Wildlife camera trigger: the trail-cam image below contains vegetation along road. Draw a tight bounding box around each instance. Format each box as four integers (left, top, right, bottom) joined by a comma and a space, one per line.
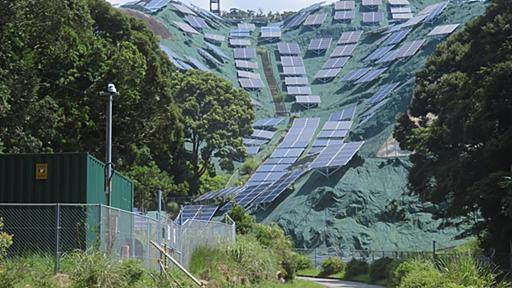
298, 277, 384, 288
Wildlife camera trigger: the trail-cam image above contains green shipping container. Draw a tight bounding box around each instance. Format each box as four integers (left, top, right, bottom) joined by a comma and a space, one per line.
0, 153, 133, 211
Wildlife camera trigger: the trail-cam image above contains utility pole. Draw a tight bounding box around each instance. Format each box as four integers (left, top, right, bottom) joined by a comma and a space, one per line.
100, 84, 119, 207
210, 0, 220, 15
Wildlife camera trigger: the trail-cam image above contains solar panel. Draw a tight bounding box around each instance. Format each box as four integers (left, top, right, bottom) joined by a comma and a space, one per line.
296, 95, 321, 106
382, 29, 412, 46
243, 138, 268, 146
198, 48, 223, 66
285, 77, 309, 86
190, 3, 225, 23
365, 45, 395, 61
335, 1, 356, 10
253, 118, 284, 128
278, 118, 320, 148
287, 86, 312, 95
286, 12, 309, 29
248, 171, 287, 184
231, 28, 250, 33
390, 6, 412, 14
280, 56, 303, 67
329, 44, 357, 58
278, 42, 301, 55
283, 66, 307, 76
230, 31, 251, 38
362, 0, 382, 5
367, 82, 400, 104
312, 139, 345, 147
256, 164, 291, 173
204, 33, 225, 43
251, 170, 306, 205
185, 15, 209, 29
308, 38, 332, 51
239, 78, 265, 89
354, 67, 387, 84
329, 106, 357, 121
362, 12, 384, 23
322, 121, 353, 130
235, 60, 258, 70
173, 21, 199, 34
261, 26, 282, 38
159, 44, 184, 69
271, 148, 305, 158
237, 70, 261, 79
230, 38, 251, 47
360, 99, 390, 124
178, 205, 218, 223
400, 14, 428, 28
388, 0, 410, 5
341, 68, 371, 81
172, 3, 196, 15
205, 43, 229, 61
322, 57, 349, 69
428, 24, 460, 36
317, 129, 348, 139
392, 13, 414, 20
304, 13, 327, 26
265, 157, 298, 165
233, 48, 257, 59
314, 68, 342, 79
186, 56, 210, 71
216, 187, 242, 199
309, 141, 364, 169
334, 10, 356, 21
337, 31, 363, 45
245, 145, 260, 155
145, 0, 170, 13
395, 39, 425, 58
376, 49, 398, 63
251, 129, 275, 140
419, 1, 448, 22
238, 23, 256, 31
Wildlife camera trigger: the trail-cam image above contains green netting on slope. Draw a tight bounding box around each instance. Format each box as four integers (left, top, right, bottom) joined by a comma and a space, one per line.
146, 0, 487, 252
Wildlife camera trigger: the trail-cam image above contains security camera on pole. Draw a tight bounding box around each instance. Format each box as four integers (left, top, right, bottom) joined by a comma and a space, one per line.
100, 83, 119, 206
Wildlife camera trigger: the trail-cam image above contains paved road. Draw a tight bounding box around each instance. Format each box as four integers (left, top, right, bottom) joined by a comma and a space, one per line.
297, 276, 384, 288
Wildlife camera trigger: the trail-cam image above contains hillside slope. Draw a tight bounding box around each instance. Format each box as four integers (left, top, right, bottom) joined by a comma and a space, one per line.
125, 0, 487, 253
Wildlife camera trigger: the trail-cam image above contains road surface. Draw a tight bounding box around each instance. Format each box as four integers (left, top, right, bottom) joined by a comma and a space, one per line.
297, 276, 384, 288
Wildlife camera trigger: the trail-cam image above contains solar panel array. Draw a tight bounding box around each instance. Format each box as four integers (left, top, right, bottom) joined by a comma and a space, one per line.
354, 67, 387, 84
198, 48, 223, 66
205, 43, 229, 61
173, 21, 199, 34
145, 0, 170, 13
362, 12, 384, 23
281, 56, 304, 67
204, 33, 225, 43
278, 118, 320, 149
367, 82, 400, 104
362, 0, 382, 6
322, 57, 350, 69
390, 6, 412, 14
334, 10, 356, 21
195, 187, 242, 202
278, 42, 301, 55
314, 68, 342, 80
389, 0, 410, 5
287, 86, 312, 95
309, 141, 364, 170
338, 31, 363, 44
243, 138, 268, 146
160, 45, 188, 70
239, 78, 265, 90
283, 66, 307, 76
382, 29, 412, 45
341, 67, 371, 81
335, 1, 356, 10
185, 15, 209, 29
296, 96, 321, 106
394, 39, 425, 58
230, 29, 251, 38
330, 106, 357, 121
237, 70, 261, 79
238, 23, 256, 31
178, 205, 218, 223
234, 48, 257, 59
253, 118, 284, 129
365, 45, 395, 62
308, 38, 332, 51
329, 44, 357, 57
235, 60, 258, 70
261, 26, 282, 39
359, 98, 390, 125
428, 24, 460, 36
304, 13, 327, 26
286, 12, 309, 29
285, 77, 309, 86
230, 38, 251, 47
250, 170, 306, 205
392, 13, 413, 20
172, 3, 196, 15
186, 56, 210, 72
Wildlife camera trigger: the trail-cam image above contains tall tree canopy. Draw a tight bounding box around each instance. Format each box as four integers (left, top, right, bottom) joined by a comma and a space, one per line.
0, 0, 254, 209
172, 70, 254, 195
394, 0, 512, 265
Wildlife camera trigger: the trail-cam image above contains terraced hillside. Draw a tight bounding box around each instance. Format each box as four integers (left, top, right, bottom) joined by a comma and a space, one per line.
121, 0, 487, 254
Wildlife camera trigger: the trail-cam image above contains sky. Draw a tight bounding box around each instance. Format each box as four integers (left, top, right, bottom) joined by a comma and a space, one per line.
108, 0, 337, 13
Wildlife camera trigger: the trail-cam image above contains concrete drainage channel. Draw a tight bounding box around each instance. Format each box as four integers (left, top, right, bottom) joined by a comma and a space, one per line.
297, 276, 384, 288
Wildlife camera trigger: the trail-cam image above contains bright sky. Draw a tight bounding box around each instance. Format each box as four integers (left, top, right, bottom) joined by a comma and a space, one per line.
108, 0, 337, 13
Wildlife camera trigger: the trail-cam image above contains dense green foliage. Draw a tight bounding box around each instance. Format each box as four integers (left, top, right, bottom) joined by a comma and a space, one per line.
394, 0, 512, 265
344, 258, 369, 279
0, 0, 254, 208
0, 219, 12, 261
369, 257, 395, 282
320, 257, 345, 276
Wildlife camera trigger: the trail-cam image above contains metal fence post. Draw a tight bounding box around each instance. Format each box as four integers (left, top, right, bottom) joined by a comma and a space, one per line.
54, 204, 61, 274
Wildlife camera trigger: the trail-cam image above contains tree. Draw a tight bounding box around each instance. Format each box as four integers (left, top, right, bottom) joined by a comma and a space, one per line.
172, 70, 254, 195
394, 0, 512, 266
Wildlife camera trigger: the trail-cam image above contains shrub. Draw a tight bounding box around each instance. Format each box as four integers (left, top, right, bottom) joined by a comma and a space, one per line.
67, 251, 129, 288
0, 218, 13, 261
369, 257, 395, 281
295, 253, 313, 271
227, 204, 255, 234
320, 257, 345, 276
240, 158, 258, 175
345, 258, 369, 278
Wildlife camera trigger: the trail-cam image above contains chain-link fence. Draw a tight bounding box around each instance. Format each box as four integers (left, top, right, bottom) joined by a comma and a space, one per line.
0, 204, 235, 272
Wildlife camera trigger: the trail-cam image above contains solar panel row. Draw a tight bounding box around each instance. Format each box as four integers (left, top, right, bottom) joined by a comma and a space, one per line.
354, 67, 387, 84
341, 68, 371, 81
330, 44, 357, 58
278, 42, 301, 55
198, 48, 223, 66
234, 48, 257, 59
253, 118, 284, 128
239, 78, 265, 89
334, 10, 356, 21
335, 1, 356, 10
235, 60, 258, 70
281, 56, 304, 67
304, 13, 327, 26
338, 31, 363, 45
285, 77, 309, 86
314, 68, 342, 79
237, 70, 261, 79
205, 43, 229, 61
261, 26, 282, 38
204, 33, 225, 43
309, 141, 364, 170
173, 21, 199, 34
329, 106, 357, 121
185, 15, 209, 29
428, 24, 460, 36
365, 45, 395, 62
362, 12, 384, 23
308, 38, 332, 51
367, 82, 400, 104
230, 38, 251, 47
178, 205, 218, 223
172, 3, 196, 15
